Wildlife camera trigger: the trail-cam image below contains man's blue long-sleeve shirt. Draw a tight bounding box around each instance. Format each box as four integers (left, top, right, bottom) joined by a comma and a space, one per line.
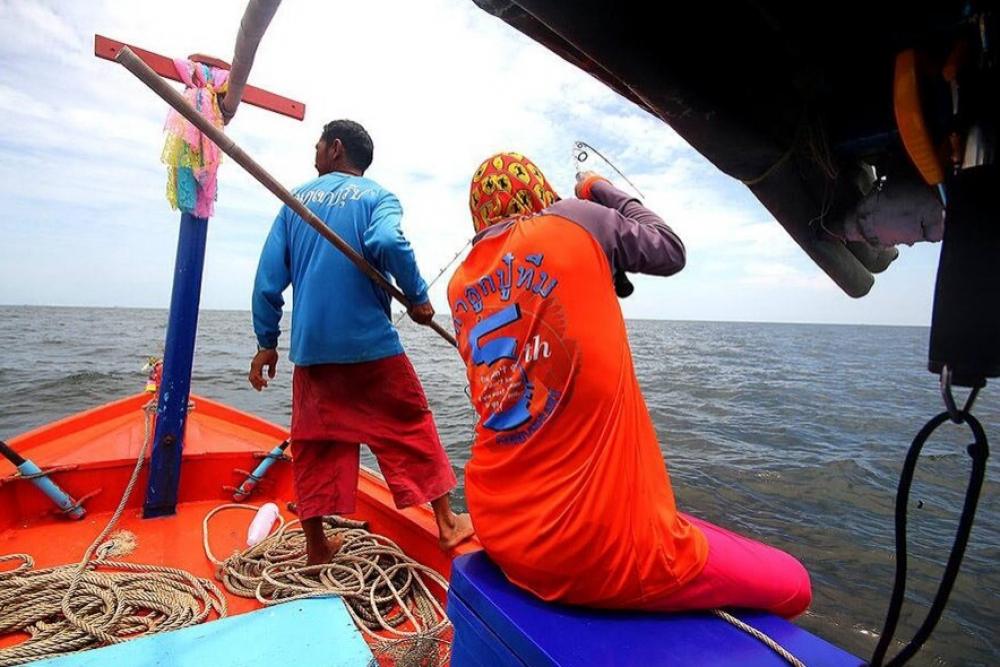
252, 173, 429, 365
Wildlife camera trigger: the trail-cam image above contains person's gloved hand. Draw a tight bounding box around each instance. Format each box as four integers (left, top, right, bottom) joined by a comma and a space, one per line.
575, 170, 609, 201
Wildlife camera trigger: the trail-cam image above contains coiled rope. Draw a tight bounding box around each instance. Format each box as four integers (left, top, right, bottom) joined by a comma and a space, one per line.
204, 504, 452, 665
0, 403, 227, 667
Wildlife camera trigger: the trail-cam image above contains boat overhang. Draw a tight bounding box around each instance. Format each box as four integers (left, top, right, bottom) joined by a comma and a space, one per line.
472, 0, 980, 297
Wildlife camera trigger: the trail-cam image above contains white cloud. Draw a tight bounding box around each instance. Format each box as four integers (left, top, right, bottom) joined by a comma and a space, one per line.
739, 261, 837, 290
0, 2, 85, 56
0, 83, 55, 119
0, 0, 939, 326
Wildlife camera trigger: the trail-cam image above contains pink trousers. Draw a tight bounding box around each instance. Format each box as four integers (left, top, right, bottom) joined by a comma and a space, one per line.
653, 514, 813, 618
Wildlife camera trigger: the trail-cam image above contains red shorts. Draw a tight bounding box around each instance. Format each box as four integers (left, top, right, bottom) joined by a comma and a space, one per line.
290, 353, 457, 520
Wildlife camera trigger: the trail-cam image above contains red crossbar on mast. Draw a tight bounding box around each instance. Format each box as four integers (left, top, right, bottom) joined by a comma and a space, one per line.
94, 34, 305, 121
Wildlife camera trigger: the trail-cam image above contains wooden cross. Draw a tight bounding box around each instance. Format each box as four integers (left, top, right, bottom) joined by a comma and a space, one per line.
95, 34, 305, 120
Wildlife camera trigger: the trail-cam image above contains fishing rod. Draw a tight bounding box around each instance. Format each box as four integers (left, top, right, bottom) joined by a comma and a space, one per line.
402, 139, 644, 322
394, 237, 472, 326
114, 46, 458, 349
399, 140, 644, 315
573, 140, 646, 199
391, 140, 641, 323
0, 440, 86, 519
230, 439, 289, 501
573, 140, 641, 298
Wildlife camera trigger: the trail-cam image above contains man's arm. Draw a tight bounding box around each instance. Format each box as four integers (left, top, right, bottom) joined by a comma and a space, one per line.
249, 208, 290, 391
252, 208, 292, 349
562, 174, 686, 278
363, 192, 430, 305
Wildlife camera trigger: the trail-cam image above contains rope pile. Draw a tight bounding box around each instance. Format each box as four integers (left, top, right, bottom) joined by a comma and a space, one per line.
0, 551, 226, 666
203, 505, 452, 665
0, 404, 226, 667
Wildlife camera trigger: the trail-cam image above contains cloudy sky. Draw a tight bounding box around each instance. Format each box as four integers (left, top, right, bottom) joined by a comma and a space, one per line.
0, 0, 942, 325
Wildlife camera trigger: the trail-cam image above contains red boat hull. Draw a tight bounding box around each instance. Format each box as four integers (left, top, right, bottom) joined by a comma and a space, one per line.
0, 393, 479, 653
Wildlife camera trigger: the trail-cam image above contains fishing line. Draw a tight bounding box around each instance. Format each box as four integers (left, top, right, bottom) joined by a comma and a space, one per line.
394, 238, 472, 326
572, 141, 641, 298
573, 140, 646, 199
401, 140, 641, 327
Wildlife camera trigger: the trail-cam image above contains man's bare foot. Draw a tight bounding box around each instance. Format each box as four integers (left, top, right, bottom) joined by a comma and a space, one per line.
305, 532, 344, 566
439, 512, 475, 551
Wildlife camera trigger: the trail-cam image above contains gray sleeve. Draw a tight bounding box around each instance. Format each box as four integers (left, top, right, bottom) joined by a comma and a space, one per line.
547, 181, 686, 277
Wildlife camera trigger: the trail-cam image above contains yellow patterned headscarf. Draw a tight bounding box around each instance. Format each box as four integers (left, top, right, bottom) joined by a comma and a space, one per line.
469, 152, 558, 233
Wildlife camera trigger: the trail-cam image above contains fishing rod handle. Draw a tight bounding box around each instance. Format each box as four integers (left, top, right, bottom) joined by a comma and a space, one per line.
0, 440, 26, 466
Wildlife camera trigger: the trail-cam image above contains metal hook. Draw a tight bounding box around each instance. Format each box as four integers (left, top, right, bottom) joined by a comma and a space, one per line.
940, 365, 983, 424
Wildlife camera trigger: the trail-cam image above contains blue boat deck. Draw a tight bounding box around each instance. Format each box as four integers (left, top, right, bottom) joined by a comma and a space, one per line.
448, 551, 864, 667
31, 597, 373, 667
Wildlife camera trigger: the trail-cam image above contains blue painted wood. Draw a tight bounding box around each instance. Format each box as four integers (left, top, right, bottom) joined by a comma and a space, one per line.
449, 551, 865, 667
15, 459, 84, 518
143, 212, 209, 518
234, 441, 288, 500
32, 598, 373, 667
448, 590, 526, 667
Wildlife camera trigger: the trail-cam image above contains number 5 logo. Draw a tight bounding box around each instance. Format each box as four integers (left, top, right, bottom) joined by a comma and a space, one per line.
469, 304, 533, 431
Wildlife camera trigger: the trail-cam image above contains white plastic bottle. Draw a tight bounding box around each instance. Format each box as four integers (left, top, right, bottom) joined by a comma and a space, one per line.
246, 502, 280, 547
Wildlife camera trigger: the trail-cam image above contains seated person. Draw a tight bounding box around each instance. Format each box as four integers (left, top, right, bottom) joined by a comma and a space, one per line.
445, 152, 811, 617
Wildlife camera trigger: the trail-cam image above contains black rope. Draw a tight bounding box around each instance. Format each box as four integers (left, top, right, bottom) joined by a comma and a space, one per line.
870, 411, 989, 666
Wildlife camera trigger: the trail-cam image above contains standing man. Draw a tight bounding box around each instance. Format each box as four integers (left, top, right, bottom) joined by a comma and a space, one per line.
250, 120, 473, 565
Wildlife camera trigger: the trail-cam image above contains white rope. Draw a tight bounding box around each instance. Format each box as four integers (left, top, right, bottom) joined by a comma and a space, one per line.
204, 505, 451, 663
714, 609, 807, 667
1, 410, 797, 667
0, 403, 226, 667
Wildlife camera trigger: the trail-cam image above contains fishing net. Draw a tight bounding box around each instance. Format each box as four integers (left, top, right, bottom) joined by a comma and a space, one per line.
367, 634, 452, 667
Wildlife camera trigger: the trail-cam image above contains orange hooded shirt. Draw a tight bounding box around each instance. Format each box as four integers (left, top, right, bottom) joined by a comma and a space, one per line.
448, 155, 707, 608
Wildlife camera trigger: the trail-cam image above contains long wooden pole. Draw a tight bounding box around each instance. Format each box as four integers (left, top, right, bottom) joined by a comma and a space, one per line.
115, 46, 458, 348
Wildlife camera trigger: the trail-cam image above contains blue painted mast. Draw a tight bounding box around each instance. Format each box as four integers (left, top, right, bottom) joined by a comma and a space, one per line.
99, 17, 303, 518
142, 212, 209, 518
